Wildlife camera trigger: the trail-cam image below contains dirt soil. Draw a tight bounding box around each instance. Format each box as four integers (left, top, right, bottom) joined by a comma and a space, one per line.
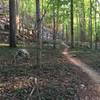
0, 47, 100, 100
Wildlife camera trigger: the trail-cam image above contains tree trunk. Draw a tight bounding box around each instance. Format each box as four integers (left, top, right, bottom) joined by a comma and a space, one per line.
41, 0, 44, 43
62, 10, 65, 40
76, 13, 80, 47
70, 0, 74, 48
52, 2, 56, 49
79, 0, 86, 42
9, 0, 16, 47
16, 0, 19, 15
62, 24, 64, 40
66, 24, 68, 43
36, 0, 42, 66
95, 0, 97, 49
56, 0, 59, 32
89, 0, 93, 48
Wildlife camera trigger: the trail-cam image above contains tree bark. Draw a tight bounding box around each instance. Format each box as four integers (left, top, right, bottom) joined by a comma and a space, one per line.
9, 0, 16, 47
89, 0, 93, 48
36, 0, 42, 66
71, 0, 74, 48
79, 0, 86, 42
66, 24, 68, 43
52, 2, 56, 49
95, 0, 97, 49
16, 0, 19, 15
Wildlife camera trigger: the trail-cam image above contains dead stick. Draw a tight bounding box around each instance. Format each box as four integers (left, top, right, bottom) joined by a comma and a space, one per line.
27, 78, 41, 100
27, 87, 35, 100
35, 78, 41, 100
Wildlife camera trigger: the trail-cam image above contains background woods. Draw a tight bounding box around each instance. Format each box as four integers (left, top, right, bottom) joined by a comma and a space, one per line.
0, 0, 99, 49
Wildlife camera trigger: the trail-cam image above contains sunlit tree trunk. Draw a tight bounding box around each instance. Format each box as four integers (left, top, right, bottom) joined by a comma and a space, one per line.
9, 0, 16, 47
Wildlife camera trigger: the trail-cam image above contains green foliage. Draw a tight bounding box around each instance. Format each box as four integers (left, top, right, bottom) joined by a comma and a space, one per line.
19, 0, 36, 16
2, 0, 100, 44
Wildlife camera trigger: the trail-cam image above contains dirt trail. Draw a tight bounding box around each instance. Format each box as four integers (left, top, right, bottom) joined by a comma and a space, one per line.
63, 50, 100, 83
61, 41, 100, 91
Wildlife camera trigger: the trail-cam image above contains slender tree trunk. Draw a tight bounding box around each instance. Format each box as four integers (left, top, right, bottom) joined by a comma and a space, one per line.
53, 2, 56, 49
62, 10, 65, 40
66, 10, 69, 43
79, 14, 81, 46
41, 0, 44, 44
82, 0, 86, 41
16, 0, 19, 15
80, 0, 86, 42
36, 0, 42, 66
76, 13, 80, 46
62, 24, 64, 40
56, 0, 59, 33
95, 0, 97, 49
9, 0, 16, 47
89, 0, 93, 48
66, 24, 68, 43
71, 0, 74, 48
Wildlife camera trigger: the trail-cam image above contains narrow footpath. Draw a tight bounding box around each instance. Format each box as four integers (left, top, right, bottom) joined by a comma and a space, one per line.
61, 42, 100, 93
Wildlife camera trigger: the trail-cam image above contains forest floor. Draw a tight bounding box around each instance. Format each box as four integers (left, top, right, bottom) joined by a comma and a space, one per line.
0, 45, 100, 100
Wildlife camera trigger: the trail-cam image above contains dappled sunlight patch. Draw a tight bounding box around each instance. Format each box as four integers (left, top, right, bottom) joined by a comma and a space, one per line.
62, 51, 68, 55
62, 48, 69, 55
0, 43, 9, 47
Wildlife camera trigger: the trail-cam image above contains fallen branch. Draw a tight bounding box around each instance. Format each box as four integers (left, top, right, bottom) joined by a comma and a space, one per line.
27, 78, 41, 100
27, 87, 35, 100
